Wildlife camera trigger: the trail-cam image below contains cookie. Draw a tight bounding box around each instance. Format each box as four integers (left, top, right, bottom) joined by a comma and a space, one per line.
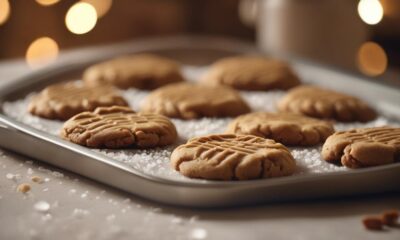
322, 127, 400, 168
171, 134, 296, 180
226, 112, 334, 146
61, 106, 177, 148
277, 85, 376, 122
83, 54, 184, 89
201, 56, 300, 91
28, 82, 128, 120
141, 83, 251, 119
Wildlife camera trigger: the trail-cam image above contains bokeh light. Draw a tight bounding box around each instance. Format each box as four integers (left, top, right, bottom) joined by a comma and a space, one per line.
357, 41, 388, 76
35, 0, 60, 6
358, 0, 384, 25
81, 0, 113, 18
0, 0, 10, 26
65, 2, 97, 35
26, 37, 59, 69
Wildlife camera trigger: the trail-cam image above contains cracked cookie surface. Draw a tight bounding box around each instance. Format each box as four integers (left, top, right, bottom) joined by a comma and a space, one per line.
277, 85, 376, 122
28, 82, 128, 120
83, 54, 184, 90
322, 127, 400, 168
171, 134, 296, 180
141, 82, 250, 119
226, 112, 334, 146
61, 106, 177, 148
201, 56, 300, 91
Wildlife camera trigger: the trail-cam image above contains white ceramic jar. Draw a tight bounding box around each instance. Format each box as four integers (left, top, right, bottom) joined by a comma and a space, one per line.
256, 0, 369, 69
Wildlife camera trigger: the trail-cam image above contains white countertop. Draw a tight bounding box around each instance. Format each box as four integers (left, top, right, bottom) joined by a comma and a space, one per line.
0, 51, 399, 240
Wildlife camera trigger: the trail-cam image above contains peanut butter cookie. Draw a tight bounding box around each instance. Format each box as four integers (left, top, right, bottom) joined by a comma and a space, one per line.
83, 54, 184, 89
322, 127, 400, 168
171, 134, 296, 180
278, 85, 376, 122
61, 106, 177, 148
201, 56, 300, 91
141, 83, 251, 119
227, 112, 334, 146
29, 82, 128, 120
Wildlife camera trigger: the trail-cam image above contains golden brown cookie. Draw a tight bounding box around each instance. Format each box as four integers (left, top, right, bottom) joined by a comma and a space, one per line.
226, 112, 334, 146
171, 134, 296, 180
201, 56, 300, 91
83, 54, 184, 89
278, 85, 376, 122
322, 127, 400, 168
28, 82, 128, 120
141, 83, 251, 119
61, 106, 177, 148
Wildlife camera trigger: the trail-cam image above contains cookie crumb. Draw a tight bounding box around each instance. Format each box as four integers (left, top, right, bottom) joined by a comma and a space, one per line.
362, 216, 383, 230
17, 183, 31, 193
31, 176, 43, 183
381, 210, 399, 226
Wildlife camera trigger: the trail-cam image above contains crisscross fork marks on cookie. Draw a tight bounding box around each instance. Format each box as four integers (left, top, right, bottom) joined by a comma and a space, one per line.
74, 112, 173, 135
171, 134, 296, 180
61, 106, 177, 148
322, 127, 400, 168
341, 128, 400, 145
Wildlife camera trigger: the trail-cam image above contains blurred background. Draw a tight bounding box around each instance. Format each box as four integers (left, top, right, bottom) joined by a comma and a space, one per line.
0, 0, 399, 85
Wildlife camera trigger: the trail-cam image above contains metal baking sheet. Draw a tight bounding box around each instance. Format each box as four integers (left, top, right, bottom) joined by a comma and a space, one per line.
0, 36, 399, 208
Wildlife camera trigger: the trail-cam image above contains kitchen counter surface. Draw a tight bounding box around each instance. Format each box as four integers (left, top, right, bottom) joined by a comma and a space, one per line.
0, 48, 399, 240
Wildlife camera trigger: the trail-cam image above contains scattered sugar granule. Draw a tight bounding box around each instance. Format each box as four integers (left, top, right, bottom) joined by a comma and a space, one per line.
6, 173, 21, 181
69, 189, 77, 194
17, 183, 31, 193
189, 228, 208, 240
27, 168, 33, 175
81, 191, 89, 199
52, 171, 64, 178
72, 208, 90, 219
34, 201, 50, 212
31, 176, 43, 183
6, 173, 15, 180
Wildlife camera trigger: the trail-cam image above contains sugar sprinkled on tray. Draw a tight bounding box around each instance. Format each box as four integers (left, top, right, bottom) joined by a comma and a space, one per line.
2, 66, 399, 183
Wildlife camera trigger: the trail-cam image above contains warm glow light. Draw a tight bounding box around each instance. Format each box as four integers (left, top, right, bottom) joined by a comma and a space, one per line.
0, 0, 10, 25
358, 0, 384, 25
65, 2, 97, 35
357, 42, 387, 76
81, 0, 112, 18
35, 0, 60, 6
26, 37, 59, 69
